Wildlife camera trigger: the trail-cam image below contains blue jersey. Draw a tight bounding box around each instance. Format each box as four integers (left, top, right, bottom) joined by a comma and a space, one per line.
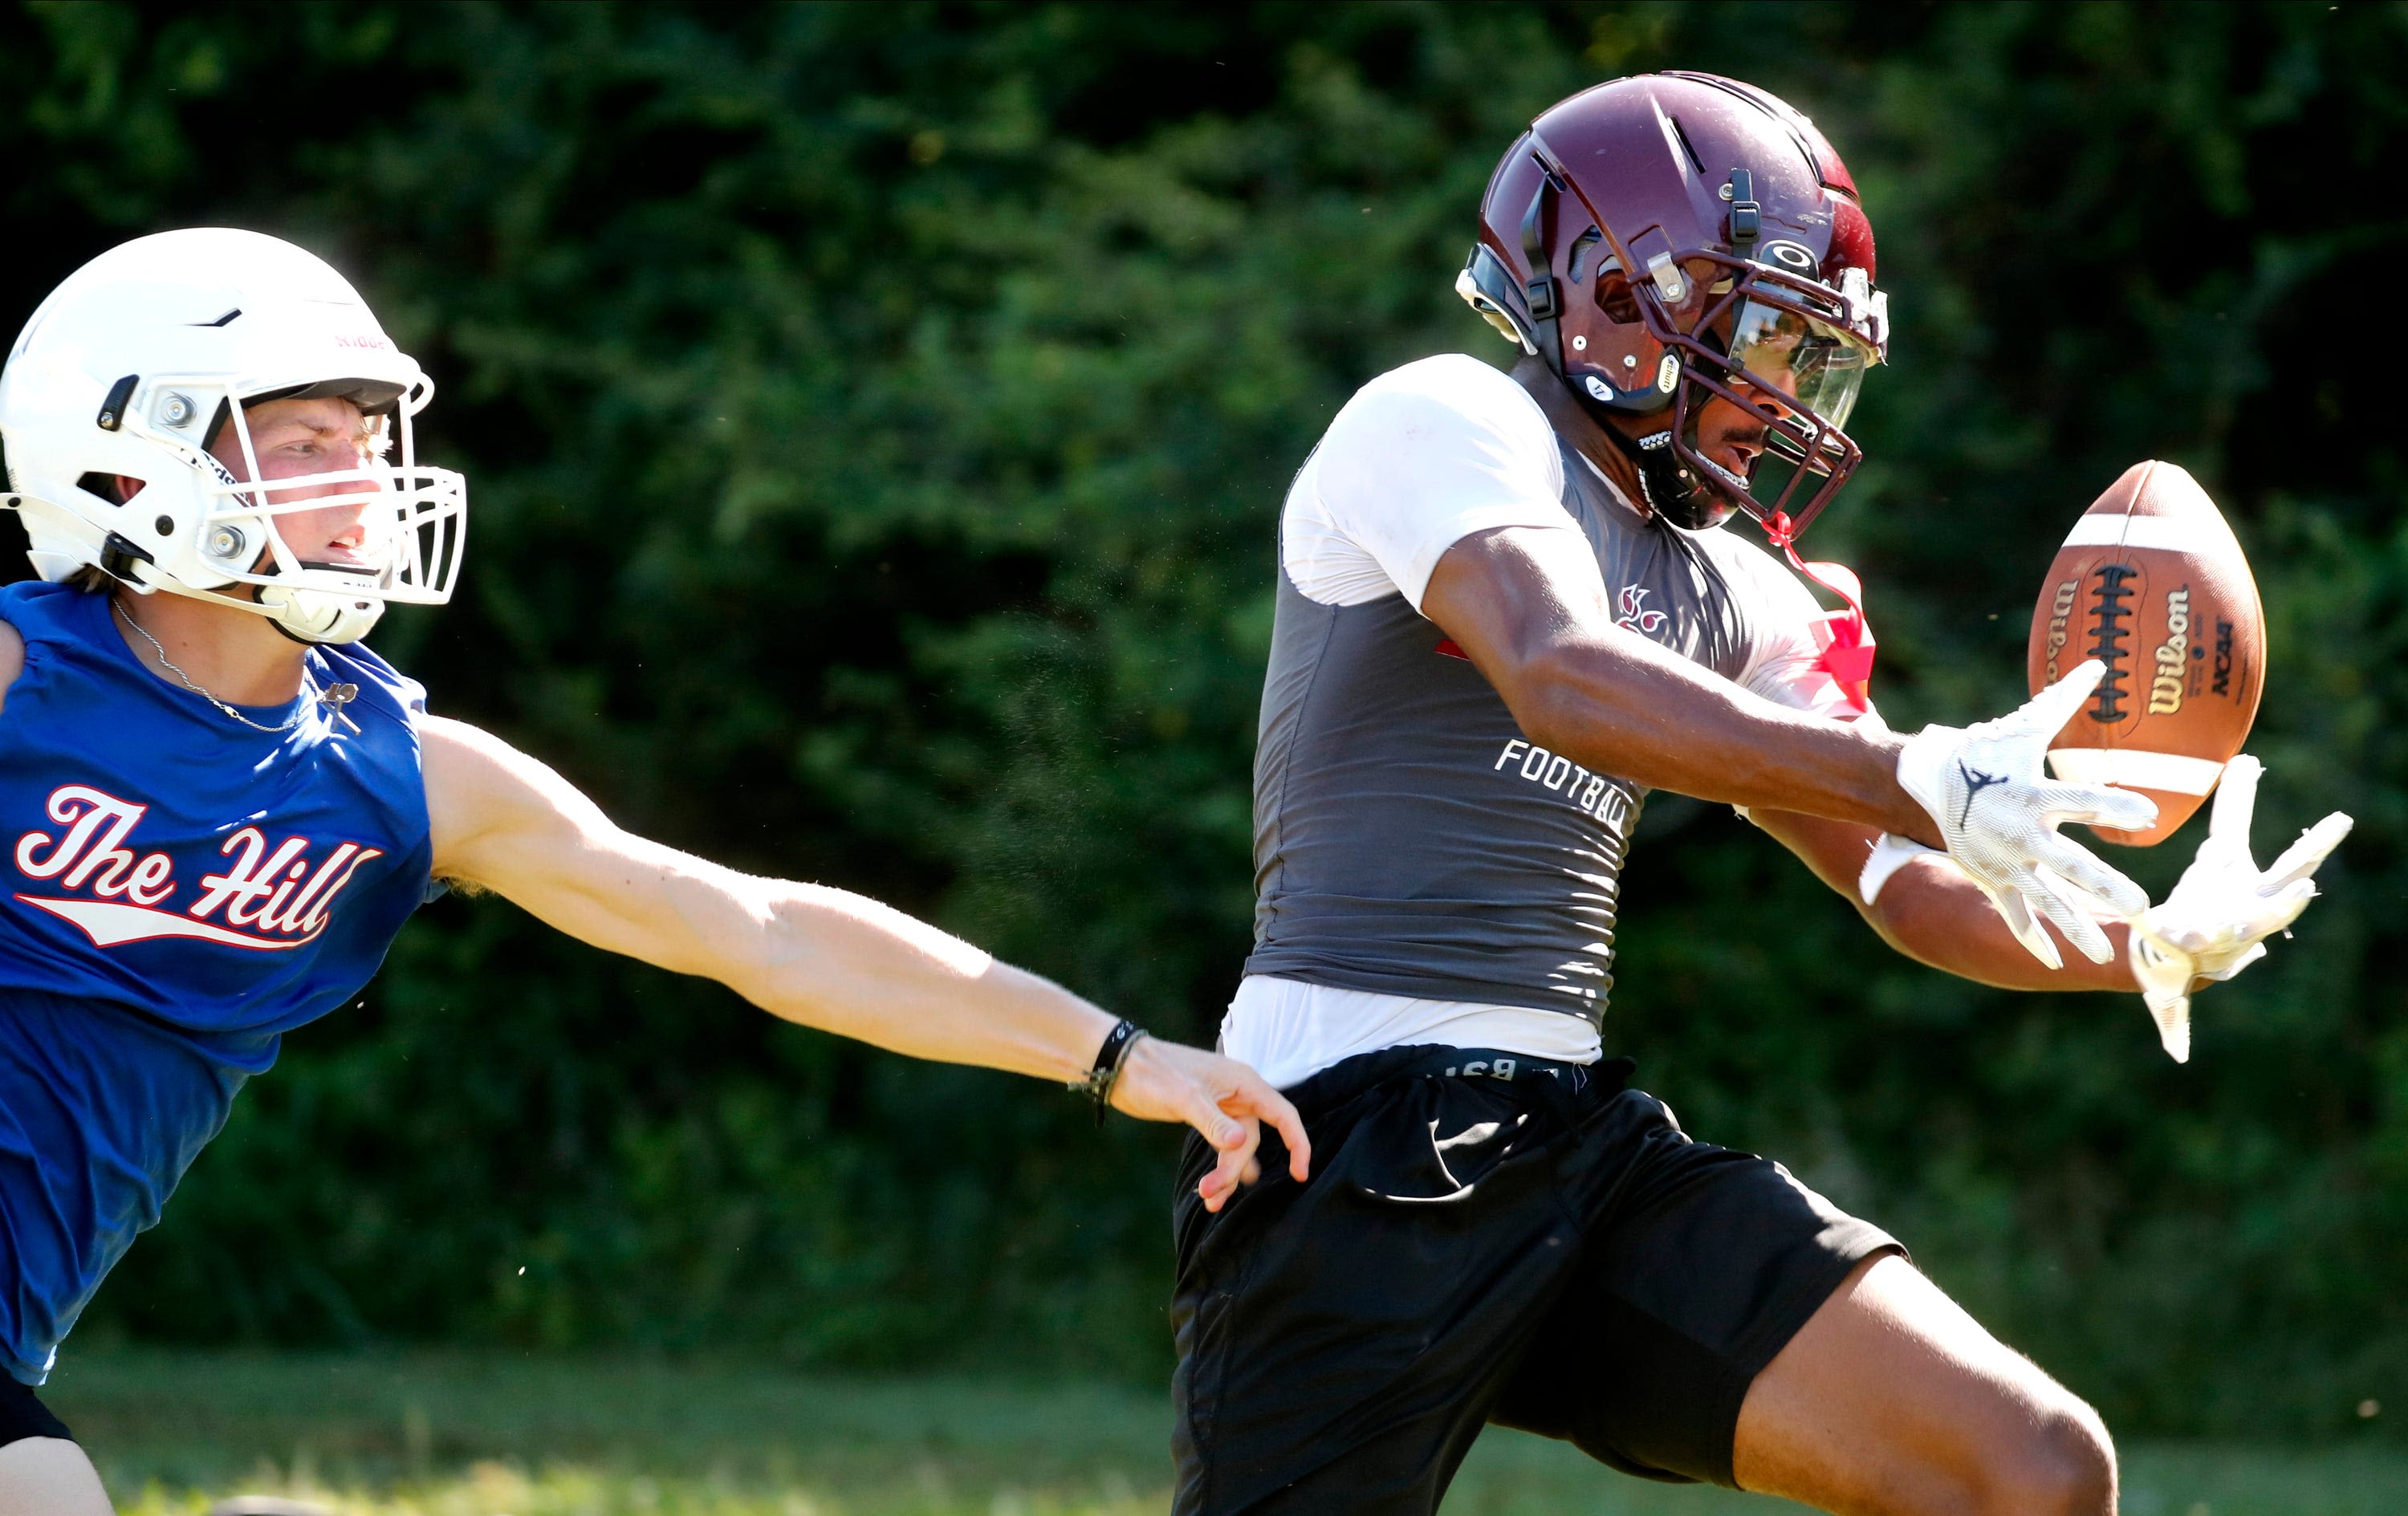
0, 581, 435, 1382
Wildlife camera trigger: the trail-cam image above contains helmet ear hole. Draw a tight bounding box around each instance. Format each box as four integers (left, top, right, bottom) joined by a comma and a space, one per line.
1595, 272, 1641, 325
75, 472, 137, 506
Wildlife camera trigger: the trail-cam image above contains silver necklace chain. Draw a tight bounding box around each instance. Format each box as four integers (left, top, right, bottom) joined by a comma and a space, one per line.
113, 599, 358, 734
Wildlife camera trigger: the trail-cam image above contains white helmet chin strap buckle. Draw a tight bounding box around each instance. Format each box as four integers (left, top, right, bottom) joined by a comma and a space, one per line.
102, 532, 384, 646
254, 577, 385, 645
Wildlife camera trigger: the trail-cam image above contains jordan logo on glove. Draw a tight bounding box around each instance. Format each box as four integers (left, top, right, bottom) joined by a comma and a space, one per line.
1954, 764, 2009, 829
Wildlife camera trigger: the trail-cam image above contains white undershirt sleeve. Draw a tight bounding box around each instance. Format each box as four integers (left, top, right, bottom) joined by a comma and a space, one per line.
1283, 355, 1576, 610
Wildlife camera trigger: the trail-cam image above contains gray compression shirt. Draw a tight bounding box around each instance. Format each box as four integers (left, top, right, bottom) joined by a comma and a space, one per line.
1241, 359, 1847, 1027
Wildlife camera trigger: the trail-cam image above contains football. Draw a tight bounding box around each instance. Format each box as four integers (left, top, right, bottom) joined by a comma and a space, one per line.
2025, 461, 2265, 846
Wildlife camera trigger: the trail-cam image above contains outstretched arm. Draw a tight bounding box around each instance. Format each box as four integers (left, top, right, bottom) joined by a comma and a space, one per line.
1426, 523, 2154, 965
1422, 526, 1940, 843
1422, 524, 2078, 972
419, 714, 1309, 1209
1755, 773, 2352, 1064
1747, 807, 2133, 992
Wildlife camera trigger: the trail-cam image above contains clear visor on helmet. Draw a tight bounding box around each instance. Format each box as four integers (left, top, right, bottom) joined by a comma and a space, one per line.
1723, 299, 1869, 433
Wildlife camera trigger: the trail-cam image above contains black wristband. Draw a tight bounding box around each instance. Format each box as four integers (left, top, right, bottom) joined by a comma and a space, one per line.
1072, 1018, 1147, 1127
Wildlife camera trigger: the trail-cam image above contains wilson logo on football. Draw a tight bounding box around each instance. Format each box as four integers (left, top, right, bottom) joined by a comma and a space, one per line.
11, 784, 381, 951
2042, 579, 2077, 683
2148, 587, 2193, 716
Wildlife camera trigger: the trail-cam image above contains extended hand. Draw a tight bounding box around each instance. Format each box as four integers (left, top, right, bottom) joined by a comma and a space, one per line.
1893, 660, 2157, 969
2129, 754, 2352, 1062
1110, 1038, 1312, 1212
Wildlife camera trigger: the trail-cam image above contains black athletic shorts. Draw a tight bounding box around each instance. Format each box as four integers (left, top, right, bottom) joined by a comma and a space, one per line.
1169, 1043, 1902, 1515
0, 1376, 70, 1448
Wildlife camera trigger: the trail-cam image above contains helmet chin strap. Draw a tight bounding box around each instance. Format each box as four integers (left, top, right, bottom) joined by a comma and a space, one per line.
256, 575, 384, 645
113, 552, 384, 646
1517, 149, 1733, 534
1546, 367, 1877, 713
1584, 397, 1734, 532
95, 467, 381, 646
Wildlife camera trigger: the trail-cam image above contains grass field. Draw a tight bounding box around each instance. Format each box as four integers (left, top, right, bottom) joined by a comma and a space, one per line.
37, 1350, 2407, 1514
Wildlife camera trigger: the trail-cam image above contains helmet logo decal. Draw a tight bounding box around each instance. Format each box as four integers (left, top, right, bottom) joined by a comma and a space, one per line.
1615, 586, 1670, 636
1654, 354, 1679, 393
1764, 240, 1817, 272
1584, 375, 1614, 402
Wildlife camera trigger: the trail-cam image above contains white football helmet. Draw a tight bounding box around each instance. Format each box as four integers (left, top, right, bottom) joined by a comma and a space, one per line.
0, 227, 465, 644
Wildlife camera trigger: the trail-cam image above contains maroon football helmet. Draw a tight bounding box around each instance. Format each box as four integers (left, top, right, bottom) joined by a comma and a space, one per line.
1458, 72, 1889, 539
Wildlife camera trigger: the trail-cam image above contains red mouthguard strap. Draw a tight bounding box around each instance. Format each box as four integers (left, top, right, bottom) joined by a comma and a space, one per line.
1763, 510, 1874, 713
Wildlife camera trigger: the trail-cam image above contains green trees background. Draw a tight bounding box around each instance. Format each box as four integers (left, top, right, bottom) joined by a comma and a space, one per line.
0, 0, 2401, 1437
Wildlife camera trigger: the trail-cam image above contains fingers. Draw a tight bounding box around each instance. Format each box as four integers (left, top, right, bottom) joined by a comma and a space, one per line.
2131, 775, 2335, 1058
1213, 1074, 1313, 1182
2243, 876, 2319, 943
2199, 941, 2268, 984
2131, 924, 2196, 1063
1198, 1153, 1238, 1211
2015, 658, 2106, 737
2138, 960, 2194, 1061
1186, 1070, 1262, 1155
2150, 994, 2192, 1063
1172, 1070, 1250, 1152
1252, 1087, 1313, 1181
1198, 1140, 1261, 1213
2264, 812, 2353, 888
2129, 926, 2195, 1002
2036, 779, 2160, 835
1196, 1118, 1258, 1214
1135, 1047, 1309, 1206
1195, 1079, 1312, 1209
2030, 827, 2150, 920
1121, 1043, 1258, 1148
2020, 857, 2117, 964
2206, 754, 2265, 849
1983, 871, 2063, 969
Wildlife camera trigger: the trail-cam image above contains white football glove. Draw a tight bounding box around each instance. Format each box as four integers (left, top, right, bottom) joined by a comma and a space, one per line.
1885, 660, 2158, 969
2128, 754, 2352, 1063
